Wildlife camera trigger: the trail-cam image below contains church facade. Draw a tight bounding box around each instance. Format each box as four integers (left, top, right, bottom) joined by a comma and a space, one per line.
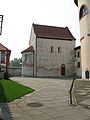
21, 23, 78, 77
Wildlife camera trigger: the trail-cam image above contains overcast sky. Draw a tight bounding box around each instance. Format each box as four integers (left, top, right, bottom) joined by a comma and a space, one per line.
0, 0, 80, 60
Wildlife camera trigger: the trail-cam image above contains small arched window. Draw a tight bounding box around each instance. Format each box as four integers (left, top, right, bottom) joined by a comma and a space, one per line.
79, 5, 88, 20
58, 47, 61, 53
51, 46, 54, 53
61, 64, 65, 76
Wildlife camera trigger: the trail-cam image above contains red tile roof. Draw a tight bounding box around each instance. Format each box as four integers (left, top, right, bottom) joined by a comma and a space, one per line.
0, 43, 11, 52
21, 46, 34, 53
33, 23, 76, 41
0, 43, 11, 57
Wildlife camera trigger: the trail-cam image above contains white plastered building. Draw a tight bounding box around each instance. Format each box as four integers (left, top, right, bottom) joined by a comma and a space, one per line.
74, 0, 90, 79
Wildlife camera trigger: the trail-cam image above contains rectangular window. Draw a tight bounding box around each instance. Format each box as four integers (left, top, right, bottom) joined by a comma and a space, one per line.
74, 52, 76, 57
58, 47, 61, 53
77, 51, 80, 57
1, 51, 5, 63
51, 46, 53, 53
77, 62, 80, 68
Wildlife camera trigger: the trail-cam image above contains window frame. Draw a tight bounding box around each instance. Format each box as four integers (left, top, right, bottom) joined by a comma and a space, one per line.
58, 47, 61, 53
79, 4, 89, 20
77, 51, 80, 58
77, 62, 80, 68
51, 46, 54, 53
1, 51, 5, 63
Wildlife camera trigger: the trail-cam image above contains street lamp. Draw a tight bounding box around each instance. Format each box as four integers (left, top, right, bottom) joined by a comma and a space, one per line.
0, 15, 3, 35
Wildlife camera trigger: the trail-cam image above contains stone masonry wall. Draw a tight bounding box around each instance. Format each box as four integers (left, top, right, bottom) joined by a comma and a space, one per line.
36, 38, 75, 77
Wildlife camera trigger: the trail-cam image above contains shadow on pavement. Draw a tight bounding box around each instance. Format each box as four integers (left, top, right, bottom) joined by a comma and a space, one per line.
0, 80, 12, 120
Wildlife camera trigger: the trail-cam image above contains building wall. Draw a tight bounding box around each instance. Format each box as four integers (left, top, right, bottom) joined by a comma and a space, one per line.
78, 0, 90, 78
36, 38, 75, 77
22, 52, 34, 77
75, 49, 82, 77
29, 26, 36, 50
29, 26, 37, 76
22, 25, 76, 77
8, 67, 22, 76
1, 66, 22, 76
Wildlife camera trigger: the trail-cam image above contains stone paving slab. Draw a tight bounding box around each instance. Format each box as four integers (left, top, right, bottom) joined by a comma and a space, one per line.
74, 79, 90, 111
0, 77, 90, 120
80, 99, 90, 106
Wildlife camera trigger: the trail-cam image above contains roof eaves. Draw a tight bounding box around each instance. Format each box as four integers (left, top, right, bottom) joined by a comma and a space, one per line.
37, 36, 76, 41
21, 46, 34, 54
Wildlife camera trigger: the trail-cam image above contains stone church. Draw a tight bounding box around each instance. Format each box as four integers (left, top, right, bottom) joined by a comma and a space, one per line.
21, 23, 80, 77
22, 0, 90, 79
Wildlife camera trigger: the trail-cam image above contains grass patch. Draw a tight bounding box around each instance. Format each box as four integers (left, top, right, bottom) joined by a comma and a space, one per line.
0, 79, 34, 102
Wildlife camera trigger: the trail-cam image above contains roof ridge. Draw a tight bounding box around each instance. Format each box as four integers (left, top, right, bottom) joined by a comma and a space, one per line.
33, 23, 66, 29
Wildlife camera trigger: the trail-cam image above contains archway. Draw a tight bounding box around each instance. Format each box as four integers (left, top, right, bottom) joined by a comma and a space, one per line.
85, 70, 89, 79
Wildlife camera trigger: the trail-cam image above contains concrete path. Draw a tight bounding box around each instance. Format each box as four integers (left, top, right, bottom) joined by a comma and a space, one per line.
0, 77, 90, 120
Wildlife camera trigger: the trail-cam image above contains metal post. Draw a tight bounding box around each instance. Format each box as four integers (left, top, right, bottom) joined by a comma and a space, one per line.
69, 78, 75, 104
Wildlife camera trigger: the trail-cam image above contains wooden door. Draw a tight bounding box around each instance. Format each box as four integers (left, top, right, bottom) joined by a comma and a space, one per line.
85, 70, 89, 79
61, 64, 65, 76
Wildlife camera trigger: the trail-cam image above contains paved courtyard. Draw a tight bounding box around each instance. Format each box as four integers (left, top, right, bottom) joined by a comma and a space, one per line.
0, 77, 90, 120
74, 80, 90, 110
